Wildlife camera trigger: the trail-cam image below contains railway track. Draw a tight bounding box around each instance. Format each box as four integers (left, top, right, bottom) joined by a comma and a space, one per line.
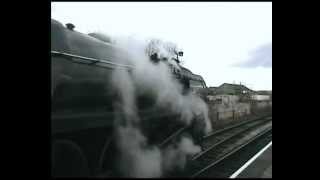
193, 128, 272, 178
196, 116, 272, 156
167, 116, 272, 177
159, 114, 271, 148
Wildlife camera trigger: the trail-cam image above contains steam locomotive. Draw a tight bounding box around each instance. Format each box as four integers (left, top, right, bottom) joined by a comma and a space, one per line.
51, 19, 207, 177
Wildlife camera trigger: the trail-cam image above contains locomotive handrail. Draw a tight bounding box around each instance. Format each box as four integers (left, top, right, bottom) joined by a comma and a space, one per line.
51, 50, 204, 82
51, 50, 134, 69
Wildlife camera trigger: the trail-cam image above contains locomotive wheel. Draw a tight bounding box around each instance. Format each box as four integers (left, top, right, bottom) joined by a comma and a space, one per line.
97, 136, 119, 177
52, 140, 90, 177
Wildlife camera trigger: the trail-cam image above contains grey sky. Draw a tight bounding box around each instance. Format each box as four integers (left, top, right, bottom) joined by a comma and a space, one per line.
233, 43, 272, 68
51, 2, 272, 90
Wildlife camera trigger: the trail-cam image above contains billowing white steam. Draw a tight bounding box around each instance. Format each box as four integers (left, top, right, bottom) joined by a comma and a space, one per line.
115, 36, 212, 131
108, 35, 212, 177
111, 68, 138, 125
115, 126, 162, 178
162, 137, 201, 173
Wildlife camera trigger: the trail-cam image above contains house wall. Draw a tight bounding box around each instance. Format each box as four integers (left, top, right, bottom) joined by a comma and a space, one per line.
206, 94, 270, 124
252, 95, 270, 101
207, 95, 239, 105
254, 101, 272, 109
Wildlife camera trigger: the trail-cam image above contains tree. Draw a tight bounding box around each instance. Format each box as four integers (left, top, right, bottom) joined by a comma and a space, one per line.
145, 39, 162, 57
163, 41, 178, 58
144, 38, 181, 63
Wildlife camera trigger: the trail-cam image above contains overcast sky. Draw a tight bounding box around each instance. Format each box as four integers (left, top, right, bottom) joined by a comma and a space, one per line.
51, 2, 272, 91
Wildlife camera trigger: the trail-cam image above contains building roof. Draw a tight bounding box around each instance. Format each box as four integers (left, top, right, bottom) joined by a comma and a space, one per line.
212, 83, 255, 95
221, 83, 254, 90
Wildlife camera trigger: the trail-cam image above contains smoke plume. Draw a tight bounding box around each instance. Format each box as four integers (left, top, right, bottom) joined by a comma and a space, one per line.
108, 35, 212, 177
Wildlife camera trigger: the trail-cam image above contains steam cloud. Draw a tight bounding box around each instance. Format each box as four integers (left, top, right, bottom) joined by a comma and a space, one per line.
115, 126, 162, 178
108, 35, 212, 177
162, 137, 201, 173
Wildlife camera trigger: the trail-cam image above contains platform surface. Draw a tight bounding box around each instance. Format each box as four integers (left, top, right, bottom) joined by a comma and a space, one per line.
236, 144, 272, 178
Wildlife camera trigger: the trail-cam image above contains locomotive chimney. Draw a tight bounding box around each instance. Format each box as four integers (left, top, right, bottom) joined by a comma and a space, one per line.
66, 23, 75, 31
